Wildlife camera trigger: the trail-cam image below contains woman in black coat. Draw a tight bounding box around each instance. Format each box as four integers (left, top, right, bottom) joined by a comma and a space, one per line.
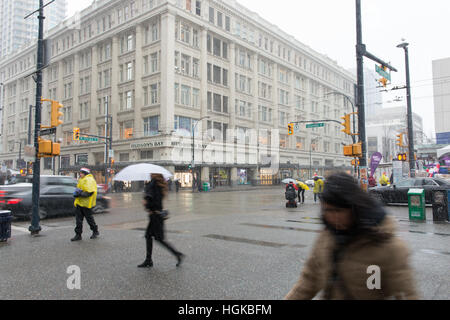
138, 173, 184, 268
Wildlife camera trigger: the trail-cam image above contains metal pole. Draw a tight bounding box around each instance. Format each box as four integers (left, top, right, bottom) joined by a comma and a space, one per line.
29, 0, 44, 235
104, 100, 108, 185
402, 45, 415, 178
28, 105, 33, 144
192, 125, 195, 192
355, 0, 367, 168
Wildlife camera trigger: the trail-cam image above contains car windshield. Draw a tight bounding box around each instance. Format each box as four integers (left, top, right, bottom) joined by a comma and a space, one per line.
395, 179, 416, 187
434, 179, 450, 186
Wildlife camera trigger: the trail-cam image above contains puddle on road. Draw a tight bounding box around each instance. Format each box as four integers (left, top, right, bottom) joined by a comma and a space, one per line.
408, 230, 450, 237
203, 234, 306, 249
240, 223, 321, 233
420, 249, 450, 256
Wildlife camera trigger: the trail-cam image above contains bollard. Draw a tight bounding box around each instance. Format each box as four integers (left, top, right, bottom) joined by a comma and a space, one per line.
431, 189, 449, 222
0, 210, 12, 242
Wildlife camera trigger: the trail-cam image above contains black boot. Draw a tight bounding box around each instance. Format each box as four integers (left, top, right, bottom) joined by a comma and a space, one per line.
137, 259, 153, 268
176, 253, 185, 267
90, 231, 99, 239
71, 234, 82, 241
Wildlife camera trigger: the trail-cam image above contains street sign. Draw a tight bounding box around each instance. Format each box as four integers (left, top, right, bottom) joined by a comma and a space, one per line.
79, 136, 99, 142
40, 127, 56, 136
306, 123, 324, 128
294, 123, 300, 131
109, 150, 114, 158
375, 65, 391, 81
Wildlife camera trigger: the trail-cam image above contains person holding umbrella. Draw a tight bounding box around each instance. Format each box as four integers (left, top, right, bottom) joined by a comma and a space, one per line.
138, 173, 184, 268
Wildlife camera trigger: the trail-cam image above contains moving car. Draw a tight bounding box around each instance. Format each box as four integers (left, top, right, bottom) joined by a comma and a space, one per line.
369, 177, 450, 204
0, 175, 110, 219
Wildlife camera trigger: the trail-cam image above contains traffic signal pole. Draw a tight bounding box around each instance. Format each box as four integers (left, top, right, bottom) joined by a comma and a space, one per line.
29, 0, 45, 235
355, 0, 397, 189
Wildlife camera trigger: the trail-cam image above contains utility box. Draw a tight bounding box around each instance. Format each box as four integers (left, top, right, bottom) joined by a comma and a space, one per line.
0, 210, 12, 242
431, 189, 449, 222
408, 188, 426, 221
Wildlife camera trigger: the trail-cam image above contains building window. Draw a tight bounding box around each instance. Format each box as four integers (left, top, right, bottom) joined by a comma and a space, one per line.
140, 150, 154, 160
181, 85, 191, 106
120, 121, 134, 139
143, 116, 159, 136
209, 7, 214, 23
119, 153, 130, 162
195, 1, 201, 16
150, 83, 159, 104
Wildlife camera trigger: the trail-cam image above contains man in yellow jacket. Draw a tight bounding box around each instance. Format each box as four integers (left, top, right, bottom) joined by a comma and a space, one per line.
313, 176, 324, 203
71, 168, 99, 241
379, 172, 389, 186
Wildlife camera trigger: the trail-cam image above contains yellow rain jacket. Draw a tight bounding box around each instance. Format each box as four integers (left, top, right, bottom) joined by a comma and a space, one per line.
297, 181, 310, 191
379, 174, 389, 186
74, 174, 97, 209
313, 179, 324, 194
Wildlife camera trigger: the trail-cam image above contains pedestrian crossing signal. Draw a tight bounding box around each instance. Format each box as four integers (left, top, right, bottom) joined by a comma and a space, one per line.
397, 153, 407, 161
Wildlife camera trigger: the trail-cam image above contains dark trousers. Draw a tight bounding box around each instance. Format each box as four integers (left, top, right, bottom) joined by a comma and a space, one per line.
298, 189, 305, 203
145, 222, 180, 261
75, 205, 98, 235
314, 193, 321, 202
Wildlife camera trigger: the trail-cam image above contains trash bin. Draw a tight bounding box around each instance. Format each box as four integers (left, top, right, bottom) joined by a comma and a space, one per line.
431, 189, 449, 222
407, 189, 426, 221
203, 182, 209, 192
0, 210, 12, 242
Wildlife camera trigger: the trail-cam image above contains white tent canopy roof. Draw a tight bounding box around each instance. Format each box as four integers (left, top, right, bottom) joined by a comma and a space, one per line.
437, 145, 450, 158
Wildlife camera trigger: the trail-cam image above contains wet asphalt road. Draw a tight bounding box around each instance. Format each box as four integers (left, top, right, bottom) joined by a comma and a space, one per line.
1, 187, 449, 299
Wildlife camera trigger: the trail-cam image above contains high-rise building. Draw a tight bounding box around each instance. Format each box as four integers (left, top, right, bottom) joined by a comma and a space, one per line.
432, 57, 450, 145
0, 0, 356, 186
349, 67, 383, 118
0, 0, 67, 60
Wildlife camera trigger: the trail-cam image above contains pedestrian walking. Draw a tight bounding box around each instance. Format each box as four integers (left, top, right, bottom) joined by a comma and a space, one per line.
313, 176, 324, 203
138, 173, 184, 268
71, 168, 99, 241
175, 179, 180, 192
285, 172, 418, 300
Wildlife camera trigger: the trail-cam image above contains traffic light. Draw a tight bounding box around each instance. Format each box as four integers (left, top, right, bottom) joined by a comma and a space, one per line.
111, 158, 115, 165
397, 153, 407, 161
20, 169, 26, 176
396, 133, 404, 147
51, 100, 64, 127
73, 127, 80, 141
341, 114, 351, 135
379, 77, 388, 87
343, 142, 362, 157
38, 138, 60, 157
351, 159, 360, 166
287, 123, 294, 135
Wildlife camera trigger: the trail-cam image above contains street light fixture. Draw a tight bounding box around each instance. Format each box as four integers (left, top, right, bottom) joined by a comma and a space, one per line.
192, 116, 210, 192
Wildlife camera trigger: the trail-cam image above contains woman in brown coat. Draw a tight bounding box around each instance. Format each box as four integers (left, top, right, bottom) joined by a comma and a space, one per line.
285, 172, 418, 300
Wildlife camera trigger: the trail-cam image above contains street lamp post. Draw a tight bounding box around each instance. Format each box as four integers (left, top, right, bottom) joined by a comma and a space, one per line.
397, 42, 415, 178
309, 137, 319, 178
192, 116, 210, 192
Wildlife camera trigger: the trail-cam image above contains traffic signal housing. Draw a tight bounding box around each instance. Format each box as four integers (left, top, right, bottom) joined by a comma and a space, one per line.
51, 100, 64, 127
73, 127, 80, 141
38, 138, 60, 157
397, 153, 407, 161
341, 114, 351, 135
343, 142, 362, 157
288, 123, 294, 135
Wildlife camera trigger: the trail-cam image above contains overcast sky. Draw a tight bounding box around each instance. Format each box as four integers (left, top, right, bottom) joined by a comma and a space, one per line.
67, 0, 450, 140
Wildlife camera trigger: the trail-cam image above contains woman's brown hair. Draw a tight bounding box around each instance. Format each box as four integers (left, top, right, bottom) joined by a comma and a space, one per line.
151, 173, 168, 198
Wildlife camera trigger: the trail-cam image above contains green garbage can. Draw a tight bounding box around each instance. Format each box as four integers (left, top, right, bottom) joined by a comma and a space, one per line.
408, 188, 426, 221
203, 182, 208, 192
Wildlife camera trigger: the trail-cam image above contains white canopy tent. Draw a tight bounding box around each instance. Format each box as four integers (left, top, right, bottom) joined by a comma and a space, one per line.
437, 145, 450, 159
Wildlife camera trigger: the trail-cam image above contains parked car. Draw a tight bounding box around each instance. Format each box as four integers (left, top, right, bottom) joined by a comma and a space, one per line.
305, 176, 325, 188
0, 185, 110, 219
369, 177, 450, 204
